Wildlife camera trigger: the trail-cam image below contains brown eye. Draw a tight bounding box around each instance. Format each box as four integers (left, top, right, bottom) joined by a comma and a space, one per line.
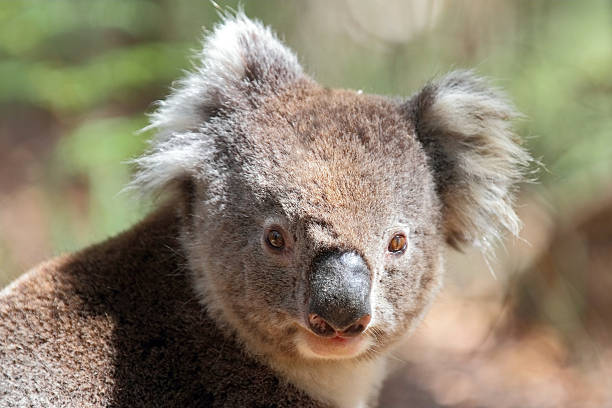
388, 234, 407, 253
266, 229, 285, 249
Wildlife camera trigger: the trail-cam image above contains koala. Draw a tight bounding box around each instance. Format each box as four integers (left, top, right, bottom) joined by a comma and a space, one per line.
0, 13, 531, 408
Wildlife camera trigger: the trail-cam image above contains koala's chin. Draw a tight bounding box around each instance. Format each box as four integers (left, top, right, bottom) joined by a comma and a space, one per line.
294, 328, 374, 360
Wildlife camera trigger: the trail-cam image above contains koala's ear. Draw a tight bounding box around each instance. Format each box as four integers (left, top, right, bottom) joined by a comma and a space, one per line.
129, 12, 305, 195
149, 11, 305, 138
406, 71, 532, 252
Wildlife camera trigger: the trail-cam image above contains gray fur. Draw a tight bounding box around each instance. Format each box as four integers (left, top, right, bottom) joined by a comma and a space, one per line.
130, 12, 305, 195
1, 12, 531, 408
406, 71, 531, 251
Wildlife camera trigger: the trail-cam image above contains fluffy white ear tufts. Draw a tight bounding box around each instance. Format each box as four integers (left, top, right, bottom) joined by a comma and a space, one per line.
129, 12, 305, 196
407, 70, 532, 253
148, 11, 304, 141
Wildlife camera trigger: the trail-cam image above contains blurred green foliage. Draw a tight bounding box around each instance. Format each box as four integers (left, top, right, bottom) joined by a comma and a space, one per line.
47, 116, 148, 250
0, 0, 611, 284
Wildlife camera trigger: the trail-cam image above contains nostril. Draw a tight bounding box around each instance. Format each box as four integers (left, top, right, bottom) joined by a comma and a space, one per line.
308, 313, 336, 337
342, 323, 364, 337
339, 314, 371, 337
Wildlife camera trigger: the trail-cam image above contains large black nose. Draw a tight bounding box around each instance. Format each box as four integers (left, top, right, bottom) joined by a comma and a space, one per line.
307, 251, 371, 337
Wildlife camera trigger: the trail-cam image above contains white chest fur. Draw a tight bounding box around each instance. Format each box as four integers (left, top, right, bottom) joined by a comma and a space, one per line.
271, 356, 388, 408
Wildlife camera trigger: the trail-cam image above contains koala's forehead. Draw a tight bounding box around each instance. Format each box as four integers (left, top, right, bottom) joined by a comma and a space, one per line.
230, 83, 431, 220
250, 84, 414, 152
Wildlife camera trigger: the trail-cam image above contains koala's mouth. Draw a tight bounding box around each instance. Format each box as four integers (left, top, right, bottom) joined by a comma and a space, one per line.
294, 327, 373, 360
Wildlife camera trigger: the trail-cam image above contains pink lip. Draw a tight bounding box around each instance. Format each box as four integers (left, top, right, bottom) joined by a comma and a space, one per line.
330, 335, 348, 342
298, 328, 369, 358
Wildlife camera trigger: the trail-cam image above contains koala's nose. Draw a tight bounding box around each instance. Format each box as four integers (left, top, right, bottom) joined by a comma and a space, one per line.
307, 251, 371, 337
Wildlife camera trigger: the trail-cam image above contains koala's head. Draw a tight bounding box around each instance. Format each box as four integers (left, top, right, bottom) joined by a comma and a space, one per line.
132, 14, 530, 362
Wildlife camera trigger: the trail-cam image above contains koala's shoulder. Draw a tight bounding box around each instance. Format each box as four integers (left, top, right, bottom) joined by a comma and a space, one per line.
0, 204, 324, 407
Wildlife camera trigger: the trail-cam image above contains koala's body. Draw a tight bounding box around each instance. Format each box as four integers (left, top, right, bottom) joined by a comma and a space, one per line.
0, 14, 530, 408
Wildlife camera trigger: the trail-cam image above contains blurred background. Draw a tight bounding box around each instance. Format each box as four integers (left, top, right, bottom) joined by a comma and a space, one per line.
1, 1, 611, 407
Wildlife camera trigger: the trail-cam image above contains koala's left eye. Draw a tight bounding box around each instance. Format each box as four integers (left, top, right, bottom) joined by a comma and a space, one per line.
266, 229, 285, 249
388, 234, 407, 253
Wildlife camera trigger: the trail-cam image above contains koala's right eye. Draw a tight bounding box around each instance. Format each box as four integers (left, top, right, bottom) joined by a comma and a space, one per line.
266, 229, 285, 249
388, 233, 407, 253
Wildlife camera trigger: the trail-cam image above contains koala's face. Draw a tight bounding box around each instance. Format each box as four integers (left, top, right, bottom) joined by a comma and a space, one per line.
188, 85, 444, 360
133, 14, 530, 362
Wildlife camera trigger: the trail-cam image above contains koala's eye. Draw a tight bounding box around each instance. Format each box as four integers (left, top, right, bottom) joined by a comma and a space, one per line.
388, 234, 407, 253
266, 229, 285, 249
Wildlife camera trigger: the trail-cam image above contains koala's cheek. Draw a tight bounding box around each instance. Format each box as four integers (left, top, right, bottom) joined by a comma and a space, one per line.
242, 265, 302, 318
370, 295, 397, 333
370, 265, 443, 343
